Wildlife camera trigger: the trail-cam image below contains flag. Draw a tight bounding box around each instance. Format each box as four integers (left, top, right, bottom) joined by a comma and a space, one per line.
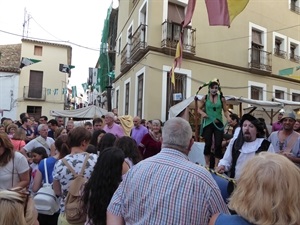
59, 64, 75, 73
279, 67, 294, 76
82, 83, 88, 92
71, 86, 77, 98
205, 0, 249, 27
89, 68, 98, 85
20, 57, 41, 68
170, 0, 196, 87
108, 71, 115, 79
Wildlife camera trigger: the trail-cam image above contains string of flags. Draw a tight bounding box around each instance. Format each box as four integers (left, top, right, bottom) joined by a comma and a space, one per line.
19, 58, 75, 75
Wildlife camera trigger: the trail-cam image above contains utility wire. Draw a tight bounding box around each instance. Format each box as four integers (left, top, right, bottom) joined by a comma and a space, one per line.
0, 29, 100, 51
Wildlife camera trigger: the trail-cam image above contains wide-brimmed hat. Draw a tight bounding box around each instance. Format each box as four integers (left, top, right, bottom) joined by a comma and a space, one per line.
240, 114, 264, 137
280, 108, 296, 122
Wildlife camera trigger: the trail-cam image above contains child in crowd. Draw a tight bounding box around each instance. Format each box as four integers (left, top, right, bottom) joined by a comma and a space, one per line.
29, 147, 48, 193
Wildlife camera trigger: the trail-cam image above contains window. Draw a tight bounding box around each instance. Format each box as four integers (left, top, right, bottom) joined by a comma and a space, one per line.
251, 29, 263, 68
34, 46, 43, 56
292, 93, 300, 102
288, 38, 300, 63
290, 0, 300, 13
249, 81, 266, 101
251, 86, 263, 100
273, 33, 287, 58
273, 86, 287, 100
126, 24, 133, 59
136, 74, 144, 118
166, 3, 185, 43
249, 23, 270, 71
118, 37, 121, 55
275, 90, 284, 99
166, 72, 187, 119
168, 2, 185, 24
115, 89, 119, 110
125, 82, 130, 115
27, 106, 42, 120
28, 70, 43, 98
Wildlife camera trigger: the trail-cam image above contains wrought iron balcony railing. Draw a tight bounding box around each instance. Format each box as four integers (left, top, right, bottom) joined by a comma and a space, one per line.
131, 24, 147, 61
290, 3, 300, 14
248, 48, 272, 72
23, 86, 46, 101
273, 48, 287, 59
121, 43, 133, 72
289, 53, 300, 63
161, 20, 196, 54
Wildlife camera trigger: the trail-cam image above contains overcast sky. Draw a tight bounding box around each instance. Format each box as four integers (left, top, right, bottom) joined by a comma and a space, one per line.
0, 0, 117, 93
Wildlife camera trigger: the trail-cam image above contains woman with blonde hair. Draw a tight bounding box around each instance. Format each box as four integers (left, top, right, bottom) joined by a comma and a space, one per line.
209, 152, 300, 225
6, 123, 18, 139
0, 189, 39, 225
0, 133, 29, 189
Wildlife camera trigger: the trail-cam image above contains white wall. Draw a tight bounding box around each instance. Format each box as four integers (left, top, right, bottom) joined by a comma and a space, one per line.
0, 71, 19, 121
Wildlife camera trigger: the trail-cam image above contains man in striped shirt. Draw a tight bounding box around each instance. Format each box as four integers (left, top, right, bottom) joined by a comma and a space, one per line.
107, 117, 229, 225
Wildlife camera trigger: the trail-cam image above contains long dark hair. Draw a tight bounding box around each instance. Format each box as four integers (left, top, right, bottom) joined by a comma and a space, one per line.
82, 147, 124, 225
97, 133, 116, 154
90, 129, 106, 147
114, 136, 142, 165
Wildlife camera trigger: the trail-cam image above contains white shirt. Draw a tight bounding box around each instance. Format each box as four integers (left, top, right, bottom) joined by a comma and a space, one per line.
0, 152, 29, 189
219, 137, 275, 179
23, 137, 55, 156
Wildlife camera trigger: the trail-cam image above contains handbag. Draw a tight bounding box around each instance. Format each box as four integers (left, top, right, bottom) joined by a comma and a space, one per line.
33, 159, 60, 215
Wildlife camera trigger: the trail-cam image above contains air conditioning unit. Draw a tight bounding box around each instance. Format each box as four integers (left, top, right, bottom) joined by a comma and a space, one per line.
173, 93, 182, 101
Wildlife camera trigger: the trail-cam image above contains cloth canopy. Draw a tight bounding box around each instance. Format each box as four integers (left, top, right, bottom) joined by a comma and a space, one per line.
50, 105, 107, 119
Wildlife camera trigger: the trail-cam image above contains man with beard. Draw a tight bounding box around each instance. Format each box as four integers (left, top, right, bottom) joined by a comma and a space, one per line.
268, 109, 300, 166
216, 114, 275, 180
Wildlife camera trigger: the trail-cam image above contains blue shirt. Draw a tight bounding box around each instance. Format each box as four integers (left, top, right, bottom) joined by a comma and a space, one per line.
130, 125, 148, 145
38, 157, 57, 184
215, 213, 254, 225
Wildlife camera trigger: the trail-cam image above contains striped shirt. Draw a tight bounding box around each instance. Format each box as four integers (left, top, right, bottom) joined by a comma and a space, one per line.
107, 148, 229, 225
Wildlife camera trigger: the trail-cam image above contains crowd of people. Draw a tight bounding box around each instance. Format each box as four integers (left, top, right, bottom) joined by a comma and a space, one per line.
0, 99, 300, 225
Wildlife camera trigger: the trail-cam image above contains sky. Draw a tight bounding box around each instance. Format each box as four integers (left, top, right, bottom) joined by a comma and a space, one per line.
0, 0, 118, 94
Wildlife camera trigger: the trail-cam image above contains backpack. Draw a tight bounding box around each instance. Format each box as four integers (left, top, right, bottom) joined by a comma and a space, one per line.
62, 153, 90, 224
33, 159, 60, 215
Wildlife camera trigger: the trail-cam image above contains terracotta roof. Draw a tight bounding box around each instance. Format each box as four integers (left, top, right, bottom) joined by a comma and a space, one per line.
0, 44, 21, 72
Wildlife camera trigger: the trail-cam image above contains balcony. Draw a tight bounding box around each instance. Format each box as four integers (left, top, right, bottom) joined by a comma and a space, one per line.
290, 3, 300, 14
161, 20, 196, 54
248, 48, 272, 72
273, 48, 287, 59
23, 86, 46, 101
120, 43, 132, 73
289, 53, 300, 63
131, 24, 147, 61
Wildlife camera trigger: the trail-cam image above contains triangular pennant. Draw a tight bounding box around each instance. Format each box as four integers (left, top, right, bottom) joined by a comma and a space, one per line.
59, 64, 75, 73
20, 57, 41, 68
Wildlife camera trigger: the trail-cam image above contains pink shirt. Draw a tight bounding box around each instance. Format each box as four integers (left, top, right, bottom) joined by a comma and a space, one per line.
103, 123, 125, 138
10, 139, 26, 151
